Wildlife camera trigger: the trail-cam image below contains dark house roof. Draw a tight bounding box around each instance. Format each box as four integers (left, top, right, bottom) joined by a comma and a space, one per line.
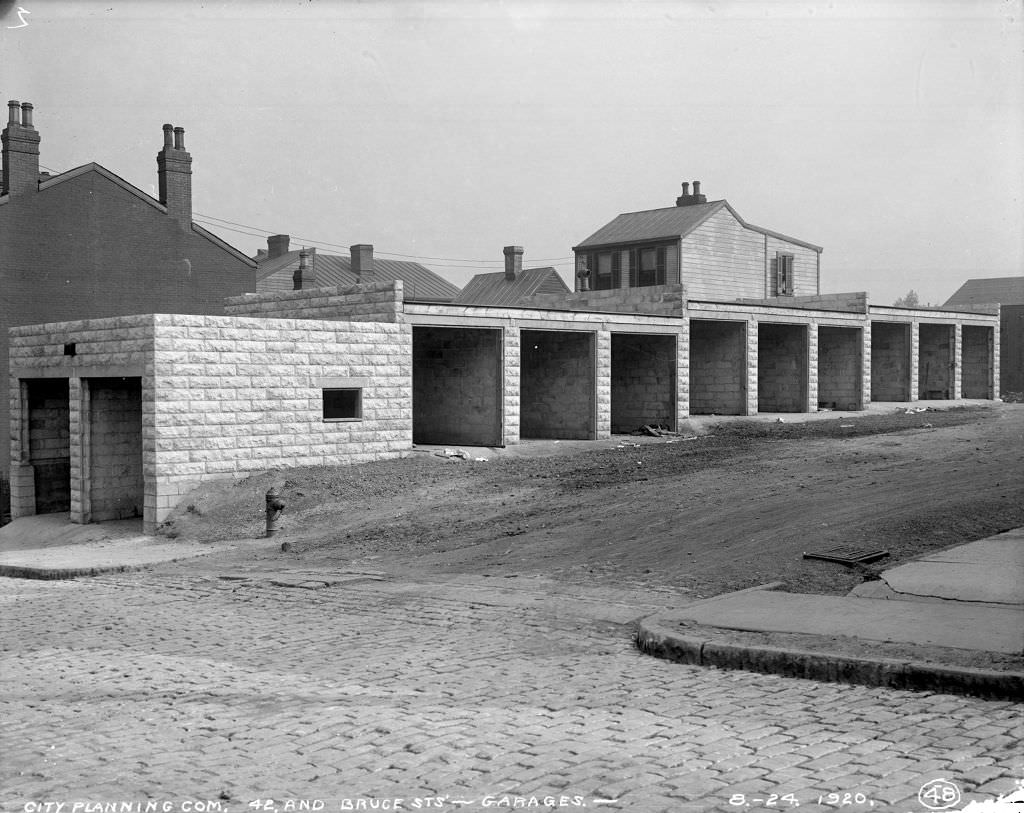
257, 250, 461, 302
943, 277, 1024, 308
1, 162, 256, 266
574, 200, 822, 253
453, 267, 570, 306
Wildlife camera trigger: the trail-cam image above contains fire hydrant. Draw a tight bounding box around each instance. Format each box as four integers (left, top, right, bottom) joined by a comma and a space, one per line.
266, 486, 285, 537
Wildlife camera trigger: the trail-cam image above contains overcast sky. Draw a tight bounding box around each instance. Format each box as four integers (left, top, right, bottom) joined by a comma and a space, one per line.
3, 0, 1021, 305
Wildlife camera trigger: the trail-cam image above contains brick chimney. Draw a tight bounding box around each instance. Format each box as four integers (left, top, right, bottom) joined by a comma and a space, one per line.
156, 123, 192, 226
2, 100, 41, 197
675, 179, 707, 207
504, 246, 523, 281
267, 234, 291, 259
351, 244, 374, 283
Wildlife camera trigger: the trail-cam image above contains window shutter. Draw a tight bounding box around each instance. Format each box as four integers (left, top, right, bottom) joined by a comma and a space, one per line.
656, 247, 666, 285
612, 251, 621, 289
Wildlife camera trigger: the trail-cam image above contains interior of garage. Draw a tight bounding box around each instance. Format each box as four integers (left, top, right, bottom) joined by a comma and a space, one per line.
870, 322, 911, 401
817, 326, 863, 410
86, 377, 144, 522
688, 320, 746, 415
25, 378, 71, 515
412, 326, 503, 446
960, 325, 993, 399
520, 330, 595, 439
918, 323, 953, 399
610, 333, 676, 433
757, 323, 808, 412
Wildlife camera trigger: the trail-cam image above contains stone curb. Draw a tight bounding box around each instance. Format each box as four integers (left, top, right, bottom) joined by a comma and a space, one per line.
635, 613, 1024, 701
0, 562, 149, 580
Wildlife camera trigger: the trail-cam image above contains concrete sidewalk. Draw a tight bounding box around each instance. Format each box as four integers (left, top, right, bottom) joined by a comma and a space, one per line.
0, 514, 262, 578
638, 528, 1024, 699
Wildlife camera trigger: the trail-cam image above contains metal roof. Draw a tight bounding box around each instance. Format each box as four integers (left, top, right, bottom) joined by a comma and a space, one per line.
574, 200, 822, 253
257, 251, 461, 301
453, 267, 570, 306
943, 276, 1024, 307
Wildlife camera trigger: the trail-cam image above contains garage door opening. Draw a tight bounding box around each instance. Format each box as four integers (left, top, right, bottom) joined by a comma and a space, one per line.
757, 323, 808, 413
818, 326, 863, 410
919, 324, 954, 399
870, 322, 911, 401
87, 377, 143, 521
689, 320, 746, 415
413, 326, 502, 446
25, 378, 70, 515
611, 333, 676, 433
961, 325, 992, 399
521, 330, 595, 439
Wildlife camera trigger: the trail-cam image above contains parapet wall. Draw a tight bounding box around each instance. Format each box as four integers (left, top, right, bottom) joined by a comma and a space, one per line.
224, 280, 404, 322
531, 283, 686, 316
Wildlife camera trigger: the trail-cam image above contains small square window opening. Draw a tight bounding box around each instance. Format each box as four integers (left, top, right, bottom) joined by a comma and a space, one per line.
323, 388, 362, 421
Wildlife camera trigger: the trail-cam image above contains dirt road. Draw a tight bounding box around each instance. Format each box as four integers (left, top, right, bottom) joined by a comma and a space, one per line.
164, 403, 1024, 600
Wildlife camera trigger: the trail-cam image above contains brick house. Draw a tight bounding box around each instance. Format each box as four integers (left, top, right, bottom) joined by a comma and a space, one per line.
1, 100, 256, 519
944, 277, 1024, 394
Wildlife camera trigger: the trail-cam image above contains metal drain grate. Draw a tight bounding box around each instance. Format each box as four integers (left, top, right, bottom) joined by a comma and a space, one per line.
803, 545, 889, 565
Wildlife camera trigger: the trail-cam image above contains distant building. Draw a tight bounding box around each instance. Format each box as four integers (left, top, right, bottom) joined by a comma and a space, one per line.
453, 246, 570, 306
255, 236, 460, 302
573, 181, 822, 299
0, 100, 256, 518
944, 276, 1024, 394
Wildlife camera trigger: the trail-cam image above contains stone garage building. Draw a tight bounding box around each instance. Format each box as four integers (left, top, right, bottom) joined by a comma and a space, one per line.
9, 275, 1000, 534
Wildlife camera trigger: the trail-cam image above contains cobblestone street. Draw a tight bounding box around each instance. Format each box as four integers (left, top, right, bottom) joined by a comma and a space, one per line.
1, 568, 1020, 813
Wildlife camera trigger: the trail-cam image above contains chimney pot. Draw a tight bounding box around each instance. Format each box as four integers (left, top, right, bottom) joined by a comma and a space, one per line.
294, 250, 309, 290
162, 123, 174, 149
173, 126, 185, 150
503, 245, 524, 281
692, 180, 701, 196
267, 234, 291, 259
3, 99, 41, 196
681, 181, 690, 196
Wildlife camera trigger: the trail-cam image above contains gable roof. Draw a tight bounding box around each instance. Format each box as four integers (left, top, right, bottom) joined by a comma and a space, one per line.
453, 267, 570, 306
257, 250, 461, 302
943, 277, 1024, 308
1, 161, 256, 266
573, 200, 822, 253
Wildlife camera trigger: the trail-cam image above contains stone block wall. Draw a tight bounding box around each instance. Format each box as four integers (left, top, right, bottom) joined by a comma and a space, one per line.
147, 314, 411, 525
532, 284, 686, 317
224, 281, 403, 323
412, 326, 502, 446
870, 321, 911, 401
610, 334, 677, 433
918, 323, 953, 399
757, 323, 808, 412
817, 326, 863, 410
688, 320, 747, 415
520, 330, 595, 439
87, 377, 143, 521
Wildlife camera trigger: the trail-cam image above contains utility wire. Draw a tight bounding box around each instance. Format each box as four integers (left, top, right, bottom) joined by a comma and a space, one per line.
194, 211, 574, 266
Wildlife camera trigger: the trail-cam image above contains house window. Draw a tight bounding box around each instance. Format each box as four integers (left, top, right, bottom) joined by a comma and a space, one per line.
774, 253, 794, 296
323, 388, 362, 421
634, 246, 666, 287
592, 251, 622, 290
